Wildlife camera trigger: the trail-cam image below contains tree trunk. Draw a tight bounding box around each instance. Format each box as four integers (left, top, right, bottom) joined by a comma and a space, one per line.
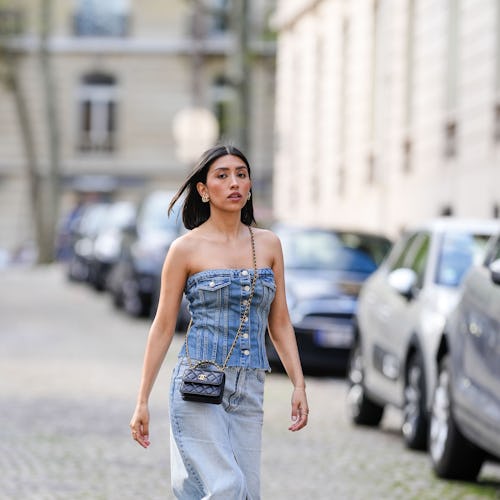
5, 60, 47, 260
38, 0, 60, 263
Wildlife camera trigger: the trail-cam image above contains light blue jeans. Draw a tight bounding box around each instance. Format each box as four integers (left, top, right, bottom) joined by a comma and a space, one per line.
169, 358, 266, 500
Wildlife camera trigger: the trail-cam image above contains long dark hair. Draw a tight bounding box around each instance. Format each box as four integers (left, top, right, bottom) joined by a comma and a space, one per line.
168, 145, 256, 230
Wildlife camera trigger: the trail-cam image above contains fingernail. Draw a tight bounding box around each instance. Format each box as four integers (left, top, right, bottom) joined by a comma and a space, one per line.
292, 415, 297, 421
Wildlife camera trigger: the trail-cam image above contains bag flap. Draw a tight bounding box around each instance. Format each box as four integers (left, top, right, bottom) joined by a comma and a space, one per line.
183, 368, 225, 385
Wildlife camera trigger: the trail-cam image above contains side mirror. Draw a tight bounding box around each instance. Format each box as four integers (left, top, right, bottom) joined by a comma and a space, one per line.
489, 259, 500, 285
388, 268, 418, 300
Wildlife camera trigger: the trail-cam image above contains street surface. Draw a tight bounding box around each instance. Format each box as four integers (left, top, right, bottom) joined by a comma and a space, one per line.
1, 265, 500, 499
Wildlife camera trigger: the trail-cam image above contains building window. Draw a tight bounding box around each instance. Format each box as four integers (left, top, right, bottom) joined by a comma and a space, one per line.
368, 0, 381, 184
209, 0, 230, 35
77, 73, 118, 153
440, 205, 454, 216
444, 119, 457, 157
338, 18, 350, 197
0, 8, 24, 35
444, 0, 460, 157
494, 0, 500, 142
73, 0, 130, 37
403, 0, 415, 172
403, 136, 412, 172
212, 75, 232, 139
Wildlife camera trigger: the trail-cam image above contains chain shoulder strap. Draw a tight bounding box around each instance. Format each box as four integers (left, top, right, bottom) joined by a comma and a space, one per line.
185, 226, 258, 371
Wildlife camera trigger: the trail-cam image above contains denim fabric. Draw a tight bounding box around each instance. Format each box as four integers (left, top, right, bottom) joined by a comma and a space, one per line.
180, 268, 276, 371
170, 358, 266, 500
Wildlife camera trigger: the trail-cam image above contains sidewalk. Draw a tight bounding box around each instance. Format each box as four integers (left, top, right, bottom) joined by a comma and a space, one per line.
1, 265, 499, 499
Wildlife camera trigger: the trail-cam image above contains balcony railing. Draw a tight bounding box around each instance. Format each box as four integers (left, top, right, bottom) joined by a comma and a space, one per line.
73, 12, 129, 37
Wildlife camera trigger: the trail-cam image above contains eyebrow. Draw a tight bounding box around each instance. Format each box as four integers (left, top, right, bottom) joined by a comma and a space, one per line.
213, 165, 248, 171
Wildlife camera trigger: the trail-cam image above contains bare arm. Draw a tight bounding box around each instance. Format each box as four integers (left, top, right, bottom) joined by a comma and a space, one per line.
129, 238, 188, 447
266, 233, 309, 431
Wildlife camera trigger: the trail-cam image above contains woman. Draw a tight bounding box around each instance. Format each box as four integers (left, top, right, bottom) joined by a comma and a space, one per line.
130, 145, 309, 499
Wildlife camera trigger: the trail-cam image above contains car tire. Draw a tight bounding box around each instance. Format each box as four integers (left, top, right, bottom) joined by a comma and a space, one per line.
402, 350, 428, 450
347, 338, 384, 426
429, 354, 484, 480
122, 279, 148, 317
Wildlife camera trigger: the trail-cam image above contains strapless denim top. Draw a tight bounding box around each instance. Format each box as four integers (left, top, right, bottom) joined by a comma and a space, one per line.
179, 268, 276, 370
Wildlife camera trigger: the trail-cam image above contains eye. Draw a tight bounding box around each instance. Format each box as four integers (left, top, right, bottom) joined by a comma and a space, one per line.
217, 173, 227, 179
238, 172, 247, 178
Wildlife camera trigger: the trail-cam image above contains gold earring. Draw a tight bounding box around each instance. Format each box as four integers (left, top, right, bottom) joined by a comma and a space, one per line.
201, 193, 210, 203
247, 192, 251, 201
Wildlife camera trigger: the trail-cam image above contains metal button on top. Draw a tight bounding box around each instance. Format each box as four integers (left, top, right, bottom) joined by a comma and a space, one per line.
244, 285, 250, 291
242, 299, 248, 305
209, 281, 215, 287
243, 349, 250, 356
241, 270, 249, 276
243, 333, 249, 339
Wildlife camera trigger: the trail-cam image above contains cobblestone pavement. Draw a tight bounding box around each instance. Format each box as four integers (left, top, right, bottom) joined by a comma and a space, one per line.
1, 265, 500, 500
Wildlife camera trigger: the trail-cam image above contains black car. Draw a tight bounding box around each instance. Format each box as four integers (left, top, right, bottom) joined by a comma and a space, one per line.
87, 201, 136, 291
266, 226, 392, 374
66, 202, 111, 282
108, 190, 183, 317
430, 233, 500, 481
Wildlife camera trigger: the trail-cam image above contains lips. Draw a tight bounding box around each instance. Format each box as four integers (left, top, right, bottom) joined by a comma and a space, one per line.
228, 193, 242, 199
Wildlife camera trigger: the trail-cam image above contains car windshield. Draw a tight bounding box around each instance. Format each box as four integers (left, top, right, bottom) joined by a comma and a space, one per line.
435, 231, 492, 286
279, 229, 391, 273
140, 194, 181, 233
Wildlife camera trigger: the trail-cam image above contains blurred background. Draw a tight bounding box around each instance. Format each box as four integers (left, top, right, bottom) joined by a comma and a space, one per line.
2, 1, 500, 498
0, 0, 276, 266
1, 0, 499, 264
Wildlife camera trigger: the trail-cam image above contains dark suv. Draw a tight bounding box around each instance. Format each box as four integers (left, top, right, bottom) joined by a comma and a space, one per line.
430, 233, 500, 481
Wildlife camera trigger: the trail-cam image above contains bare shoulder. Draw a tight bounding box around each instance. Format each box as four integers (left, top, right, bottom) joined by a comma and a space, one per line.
252, 227, 283, 268
253, 227, 281, 249
168, 230, 200, 257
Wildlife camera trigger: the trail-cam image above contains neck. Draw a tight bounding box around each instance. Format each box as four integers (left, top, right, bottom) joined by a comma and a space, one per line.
204, 212, 246, 240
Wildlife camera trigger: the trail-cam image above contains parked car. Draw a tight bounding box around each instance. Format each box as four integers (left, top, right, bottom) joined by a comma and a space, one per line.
66, 202, 111, 282
108, 191, 183, 317
347, 218, 500, 450
429, 232, 500, 481
87, 201, 137, 291
266, 225, 392, 374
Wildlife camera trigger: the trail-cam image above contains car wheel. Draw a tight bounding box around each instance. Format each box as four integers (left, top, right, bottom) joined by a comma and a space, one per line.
402, 350, 428, 450
122, 279, 147, 317
347, 338, 384, 426
429, 354, 484, 480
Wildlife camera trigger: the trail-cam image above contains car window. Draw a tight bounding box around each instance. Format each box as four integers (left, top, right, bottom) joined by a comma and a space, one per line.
336, 232, 392, 266
491, 238, 500, 262
278, 229, 389, 273
388, 232, 420, 272
139, 194, 181, 233
406, 233, 430, 289
435, 232, 491, 287
484, 235, 500, 265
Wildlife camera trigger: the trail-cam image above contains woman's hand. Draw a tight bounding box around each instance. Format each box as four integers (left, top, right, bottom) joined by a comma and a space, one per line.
129, 403, 151, 448
288, 387, 309, 432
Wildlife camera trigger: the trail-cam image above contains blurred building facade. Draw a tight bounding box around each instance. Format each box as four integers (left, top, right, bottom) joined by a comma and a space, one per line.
0, 0, 276, 254
273, 0, 500, 237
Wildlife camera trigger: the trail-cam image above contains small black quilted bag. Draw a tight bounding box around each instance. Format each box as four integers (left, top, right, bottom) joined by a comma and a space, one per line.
180, 227, 258, 404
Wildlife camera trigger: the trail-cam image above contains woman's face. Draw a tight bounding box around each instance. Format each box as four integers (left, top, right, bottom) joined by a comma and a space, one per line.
198, 154, 252, 211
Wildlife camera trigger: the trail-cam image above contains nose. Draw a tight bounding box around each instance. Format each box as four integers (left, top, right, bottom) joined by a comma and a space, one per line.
229, 173, 239, 187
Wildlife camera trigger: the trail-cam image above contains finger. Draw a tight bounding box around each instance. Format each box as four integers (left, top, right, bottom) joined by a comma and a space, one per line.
131, 426, 150, 448
142, 421, 150, 441
288, 408, 309, 431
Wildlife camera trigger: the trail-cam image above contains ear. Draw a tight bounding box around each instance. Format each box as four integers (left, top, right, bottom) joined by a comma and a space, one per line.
196, 182, 208, 198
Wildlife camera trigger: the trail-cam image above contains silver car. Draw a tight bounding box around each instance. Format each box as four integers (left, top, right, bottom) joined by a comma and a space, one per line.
347, 218, 500, 450
430, 233, 500, 481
